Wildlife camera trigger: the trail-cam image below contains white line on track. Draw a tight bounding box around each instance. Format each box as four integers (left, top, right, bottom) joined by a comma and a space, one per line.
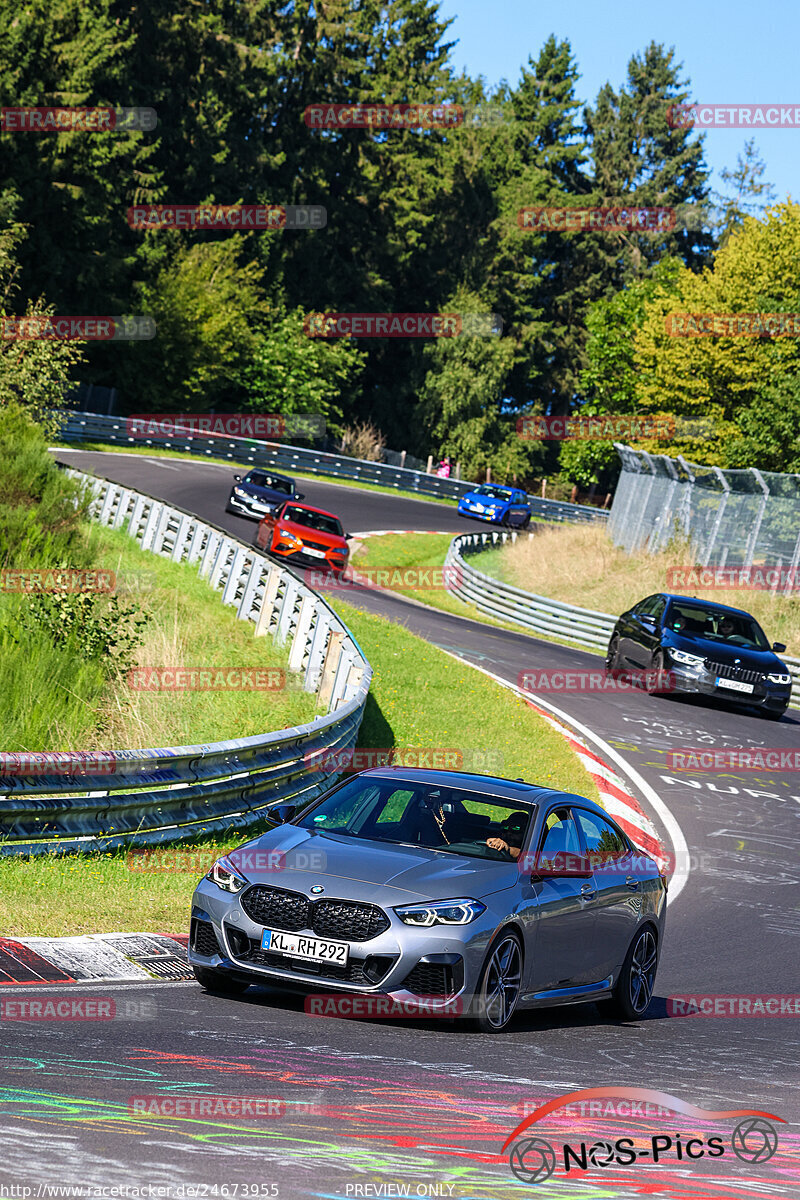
434, 647, 690, 906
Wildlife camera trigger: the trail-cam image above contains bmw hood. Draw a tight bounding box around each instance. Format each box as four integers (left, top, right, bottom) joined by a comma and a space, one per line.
227, 826, 517, 904
237, 483, 291, 504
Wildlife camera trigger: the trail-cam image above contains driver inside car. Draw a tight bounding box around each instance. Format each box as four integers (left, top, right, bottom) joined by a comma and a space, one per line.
486, 811, 528, 859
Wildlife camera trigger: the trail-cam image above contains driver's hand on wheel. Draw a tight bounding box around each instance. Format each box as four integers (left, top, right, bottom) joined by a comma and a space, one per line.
486, 837, 521, 859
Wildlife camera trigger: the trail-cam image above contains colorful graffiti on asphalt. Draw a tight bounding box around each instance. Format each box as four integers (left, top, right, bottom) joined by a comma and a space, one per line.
0, 1042, 795, 1199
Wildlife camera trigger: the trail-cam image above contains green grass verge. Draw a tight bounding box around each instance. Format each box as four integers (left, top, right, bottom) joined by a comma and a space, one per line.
0, 599, 600, 936
349, 531, 584, 649
54, 440, 461, 510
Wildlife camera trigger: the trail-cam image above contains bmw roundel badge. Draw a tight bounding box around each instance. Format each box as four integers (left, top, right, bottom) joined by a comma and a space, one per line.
310, 885, 324, 894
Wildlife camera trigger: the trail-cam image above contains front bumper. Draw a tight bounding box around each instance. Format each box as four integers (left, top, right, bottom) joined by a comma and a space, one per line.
666, 662, 790, 711
227, 492, 275, 520
457, 503, 502, 524
188, 880, 503, 1010
270, 542, 348, 571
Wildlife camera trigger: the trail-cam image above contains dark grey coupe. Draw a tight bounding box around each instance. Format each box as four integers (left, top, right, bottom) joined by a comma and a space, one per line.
189, 768, 667, 1033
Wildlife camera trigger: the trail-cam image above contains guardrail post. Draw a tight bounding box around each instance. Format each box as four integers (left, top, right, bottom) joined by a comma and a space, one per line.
329, 645, 354, 708
199, 530, 223, 578
318, 630, 345, 709
744, 468, 770, 568
171, 514, 193, 560
222, 547, 248, 606
255, 570, 282, 636
237, 557, 265, 620
141, 501, 165, 552
305, 612, 332, 689
288, 595, 316, 672
275, 577, 301, 645
127, 494, 148, 539
209, 538, 235, 589
111, 489, 133, 529
98, 484, 119, 525
186, 522, 209, 565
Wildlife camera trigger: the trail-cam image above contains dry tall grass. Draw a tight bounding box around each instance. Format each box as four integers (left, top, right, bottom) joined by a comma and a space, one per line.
489, 525, 800, 655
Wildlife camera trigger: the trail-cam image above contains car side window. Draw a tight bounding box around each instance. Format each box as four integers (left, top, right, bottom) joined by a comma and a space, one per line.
537, 807, 582, 857
650, 596, 667, 625
574, 810, 630, 858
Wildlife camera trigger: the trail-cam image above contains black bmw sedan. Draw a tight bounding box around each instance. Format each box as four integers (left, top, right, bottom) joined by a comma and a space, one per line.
605, 593, 793, 720
226, 469, 303, 520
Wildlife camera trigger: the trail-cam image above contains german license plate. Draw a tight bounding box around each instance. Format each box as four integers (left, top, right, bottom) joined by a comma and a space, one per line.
261, 929, 349, 964
303, 547, 326, 559
717, 677, 754, 694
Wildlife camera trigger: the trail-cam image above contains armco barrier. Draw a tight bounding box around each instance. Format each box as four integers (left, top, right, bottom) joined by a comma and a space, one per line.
0, 471, 372, 856
56, 410, 608, 525
444, 529, 800, 709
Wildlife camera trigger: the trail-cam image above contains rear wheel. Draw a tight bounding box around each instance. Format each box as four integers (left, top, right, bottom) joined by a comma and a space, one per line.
469, 931, 523, 1033
598, 925, 658, 1021
193, 965, 250, 996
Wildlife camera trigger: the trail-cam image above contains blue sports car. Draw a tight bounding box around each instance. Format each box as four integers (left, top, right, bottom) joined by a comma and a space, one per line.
458, 484, 531, 528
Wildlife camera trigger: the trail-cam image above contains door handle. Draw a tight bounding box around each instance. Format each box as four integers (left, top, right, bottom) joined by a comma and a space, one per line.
580, 883, 596, 899
625, 876, 640, 891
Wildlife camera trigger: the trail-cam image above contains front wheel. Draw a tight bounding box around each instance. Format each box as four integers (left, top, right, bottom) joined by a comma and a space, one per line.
193, 965, 250, 996
598, 925, 658, 1021
605, 635, 622, 677
646, 650, 669, 695
468, 931, 523, 1033
521, 514, 531, 529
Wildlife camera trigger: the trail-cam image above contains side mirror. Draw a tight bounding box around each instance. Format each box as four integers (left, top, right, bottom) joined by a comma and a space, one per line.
270, 803, 297, 824
233, 475, 242, 482
296, 492, 305, 500
640, 616, 656, 630
523, 852, 593, 879
773, 642, 787, 654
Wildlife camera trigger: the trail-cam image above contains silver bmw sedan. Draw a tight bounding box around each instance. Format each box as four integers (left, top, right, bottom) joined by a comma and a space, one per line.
189, 767, 667, 1032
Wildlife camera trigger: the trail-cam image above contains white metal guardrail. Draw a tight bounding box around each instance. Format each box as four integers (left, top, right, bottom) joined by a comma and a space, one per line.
0, 471, 373, 855
56, 410, 609, 525
444, 530, 800, 709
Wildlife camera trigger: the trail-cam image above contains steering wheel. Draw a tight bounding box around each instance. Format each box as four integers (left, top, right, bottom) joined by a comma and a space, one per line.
443, 840, 512, 861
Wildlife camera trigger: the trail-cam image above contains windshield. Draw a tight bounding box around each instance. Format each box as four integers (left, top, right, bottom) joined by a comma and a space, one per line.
666, 602, 771, 650
282, 506, 344, 537
244, 472, 293, 494
474, 486, 512, 500
295, 777, 534, 860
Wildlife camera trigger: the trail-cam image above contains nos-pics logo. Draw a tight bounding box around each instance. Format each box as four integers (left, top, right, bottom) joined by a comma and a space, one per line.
503, 1088, 783, 1185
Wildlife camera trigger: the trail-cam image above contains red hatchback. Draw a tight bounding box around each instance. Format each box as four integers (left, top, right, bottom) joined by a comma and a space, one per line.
255, 501, 350, 572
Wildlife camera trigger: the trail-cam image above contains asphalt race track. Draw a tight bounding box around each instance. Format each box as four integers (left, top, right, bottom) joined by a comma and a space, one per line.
6, 446, 795, 1199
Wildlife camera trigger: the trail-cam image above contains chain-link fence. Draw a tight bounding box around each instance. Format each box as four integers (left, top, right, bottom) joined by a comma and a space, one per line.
608, 444, 800, 591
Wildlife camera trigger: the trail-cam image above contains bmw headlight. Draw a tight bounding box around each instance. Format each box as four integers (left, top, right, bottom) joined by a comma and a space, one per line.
767, 672, 792, 685
668, 648, 705, 668
393, 898, 486, 927
207, 855, 248, 894
233, 487, 249, 498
